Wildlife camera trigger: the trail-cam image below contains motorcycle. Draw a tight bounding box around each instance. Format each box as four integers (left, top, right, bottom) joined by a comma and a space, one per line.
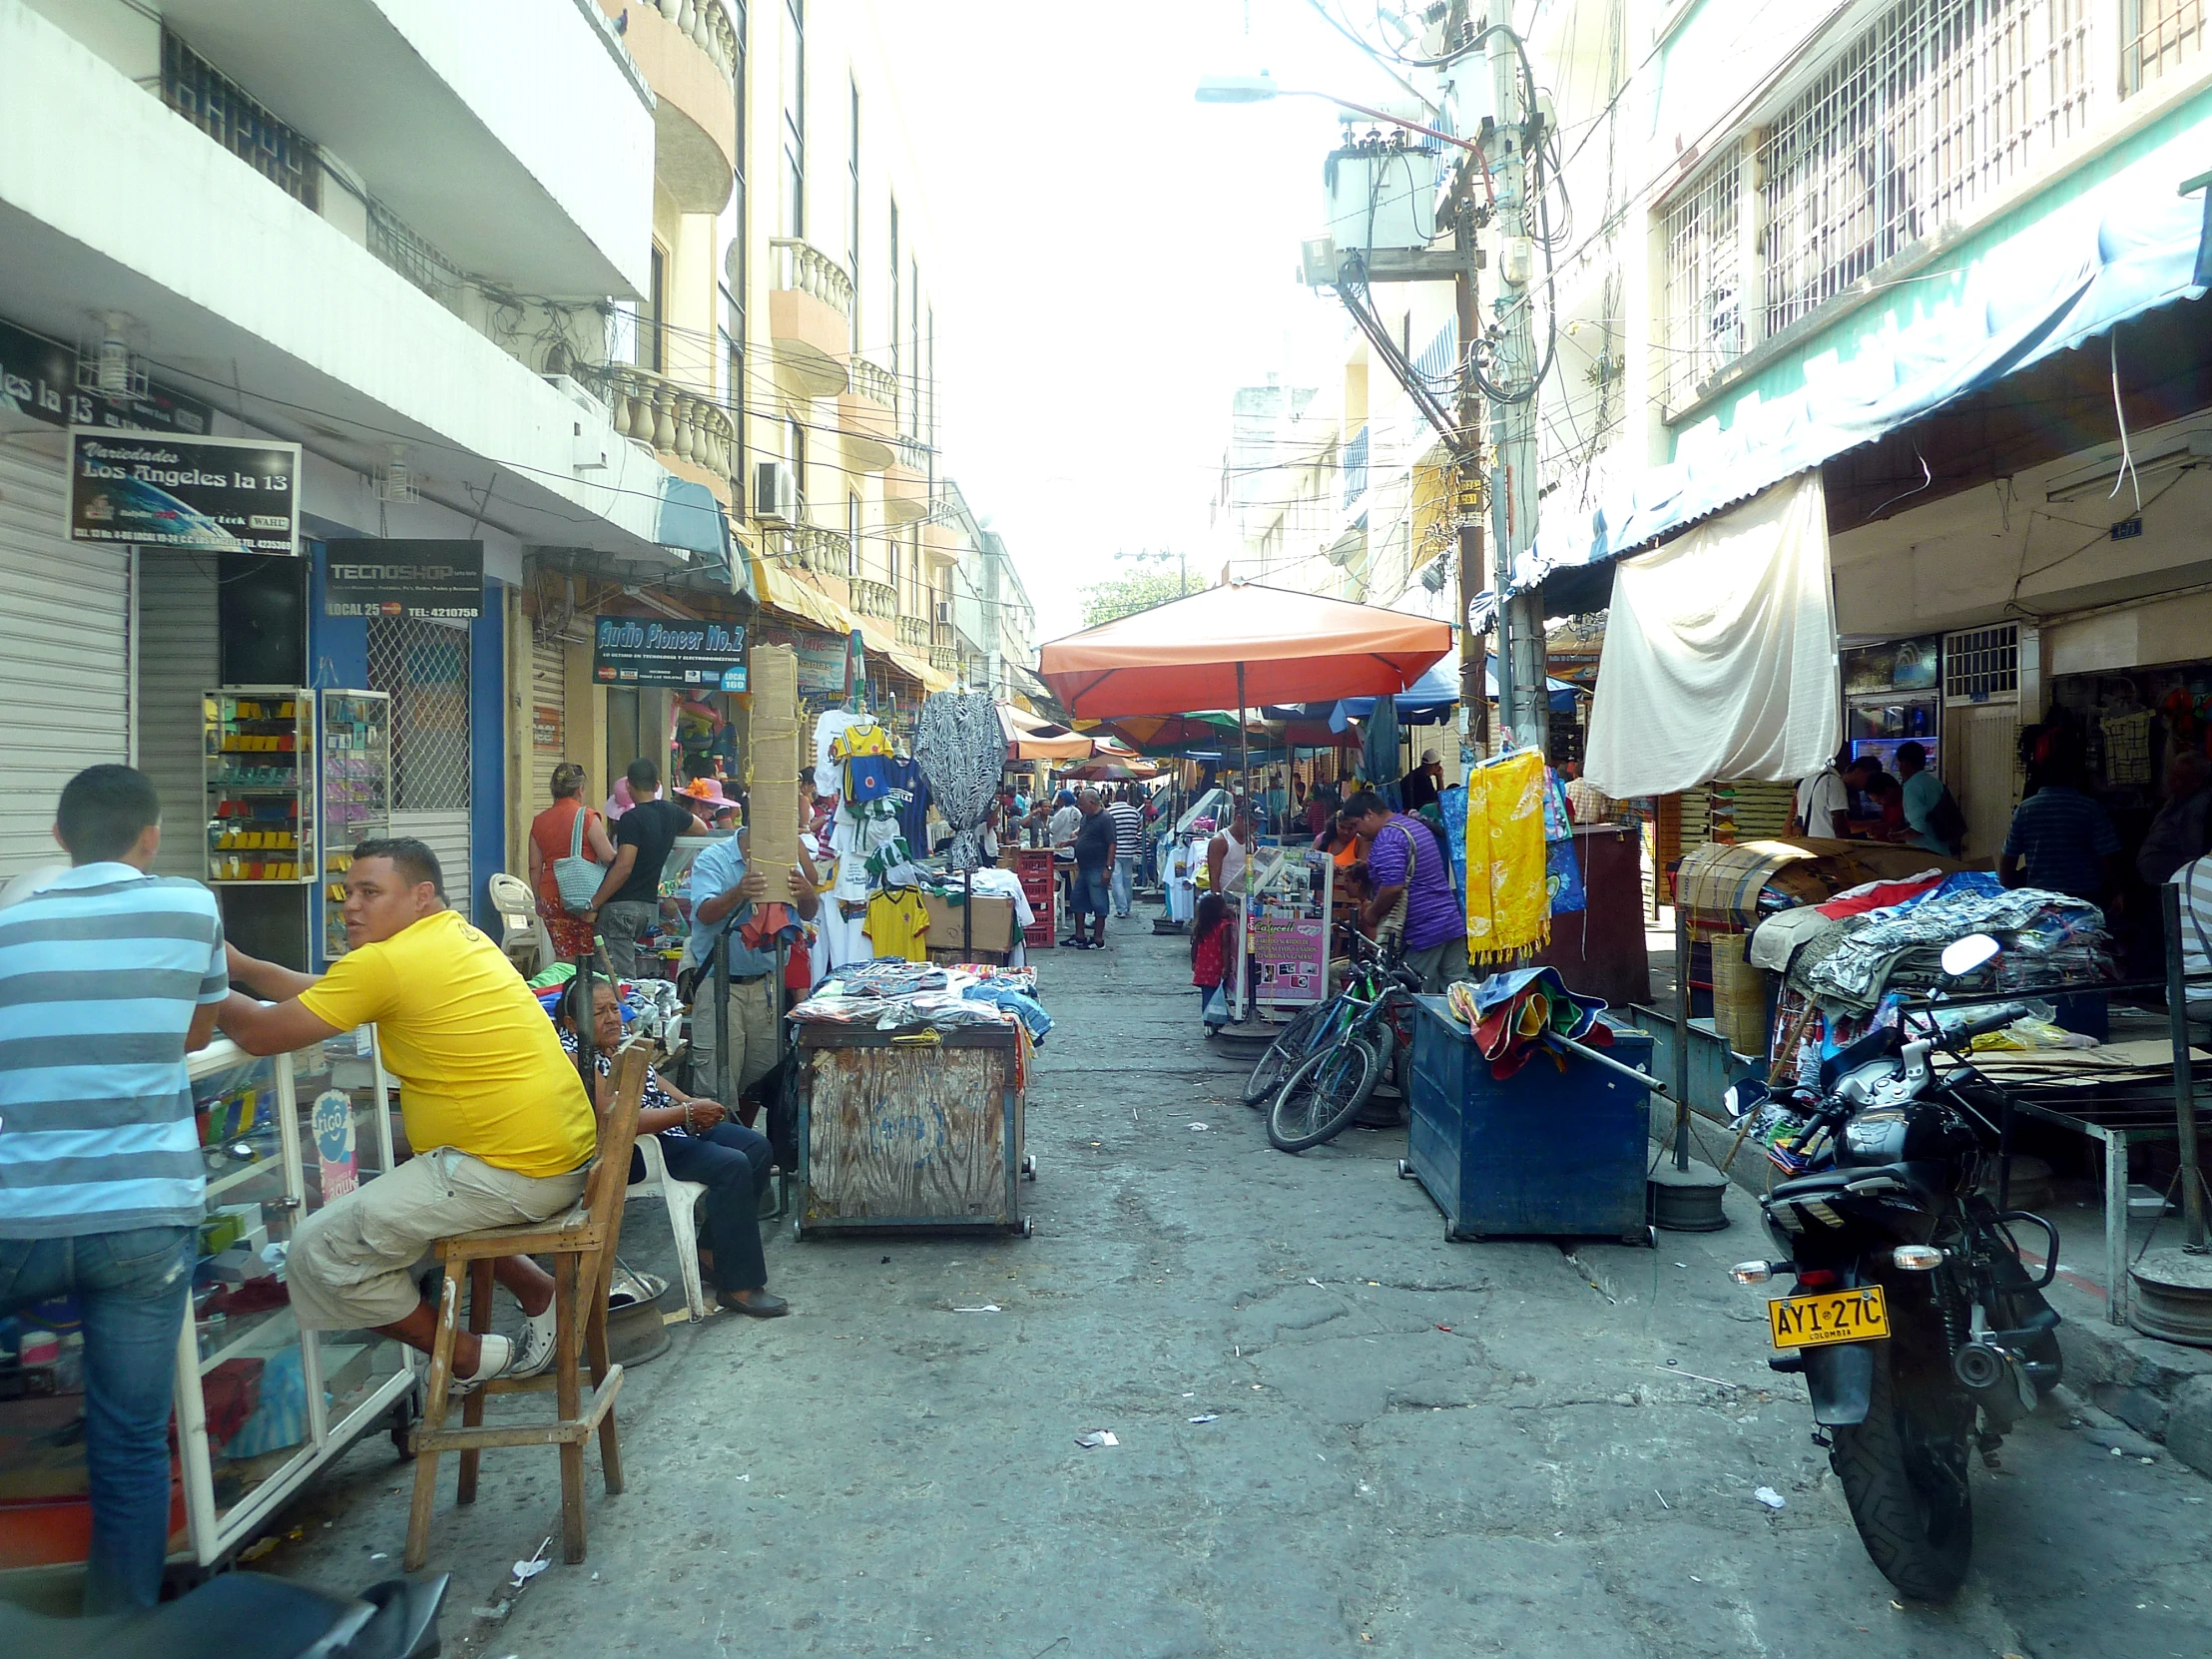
0, 1569, 448, 1659
1723, 933, 2064, 1601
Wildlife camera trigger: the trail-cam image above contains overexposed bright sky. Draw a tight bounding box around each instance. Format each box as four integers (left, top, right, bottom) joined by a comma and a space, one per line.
871, 1, 1413, 644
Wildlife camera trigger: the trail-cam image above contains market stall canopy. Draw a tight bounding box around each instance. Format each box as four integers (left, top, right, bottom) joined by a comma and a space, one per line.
1038, 582, 1450, 718
1310, 656, 1579, 729
1518, 161, 2210, 613
998, 704, 1094, 762
749, 551, 855, 636
1058, 757, 1160, 782
1079, 711, 1249, 752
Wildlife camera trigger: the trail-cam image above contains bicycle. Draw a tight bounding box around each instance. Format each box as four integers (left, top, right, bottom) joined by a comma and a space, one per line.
1239, 920, 1367, 1108
1266, 933, 1424, 1154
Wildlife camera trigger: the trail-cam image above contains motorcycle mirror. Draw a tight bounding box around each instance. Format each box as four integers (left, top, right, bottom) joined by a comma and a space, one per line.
1938, 933, 2001, 980
1723, 1077, 1769, 1123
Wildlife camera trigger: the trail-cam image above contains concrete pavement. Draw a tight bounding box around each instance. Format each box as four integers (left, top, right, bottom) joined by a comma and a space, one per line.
265, 919, 2212, 1658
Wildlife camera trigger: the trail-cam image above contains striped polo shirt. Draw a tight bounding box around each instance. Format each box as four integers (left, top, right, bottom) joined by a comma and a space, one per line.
1106, 802, 1144, 857
0, 862, 227, 1238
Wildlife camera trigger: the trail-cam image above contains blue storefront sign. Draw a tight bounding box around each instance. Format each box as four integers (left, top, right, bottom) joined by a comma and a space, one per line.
592, 614, 746, 690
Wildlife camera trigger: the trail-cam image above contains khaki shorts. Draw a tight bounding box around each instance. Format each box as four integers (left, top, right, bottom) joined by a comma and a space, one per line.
687, 972, 780, 1099
285, 1148, 588, 1333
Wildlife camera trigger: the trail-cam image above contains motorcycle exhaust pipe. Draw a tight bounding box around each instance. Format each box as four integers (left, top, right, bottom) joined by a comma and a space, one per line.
1952, 1341, 2010, 1392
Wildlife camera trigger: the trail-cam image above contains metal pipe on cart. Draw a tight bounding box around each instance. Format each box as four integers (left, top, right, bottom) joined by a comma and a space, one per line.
2164, 880, 2207, 1248
1672, 902, 1691, 1172
573, 951, 596, 1092
1544, 1031, 1677, 1102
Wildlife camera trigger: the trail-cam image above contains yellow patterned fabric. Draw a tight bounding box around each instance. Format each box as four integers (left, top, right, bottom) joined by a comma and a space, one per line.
1463, 750, 1550, 964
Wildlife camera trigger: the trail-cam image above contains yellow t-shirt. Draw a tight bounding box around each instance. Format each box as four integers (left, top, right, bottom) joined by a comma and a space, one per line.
864, 889, 930, 961
299, 909, 595, 1178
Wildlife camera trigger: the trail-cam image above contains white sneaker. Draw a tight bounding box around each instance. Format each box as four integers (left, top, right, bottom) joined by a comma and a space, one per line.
510, 1304, 560, 1380
457, 1333, 514, 1387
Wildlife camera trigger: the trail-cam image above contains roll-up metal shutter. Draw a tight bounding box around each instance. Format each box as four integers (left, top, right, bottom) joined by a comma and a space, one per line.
0, 441, 132, 877
529, 630, 567, 819
368, 613, 472, 909
135, 553, 222, 878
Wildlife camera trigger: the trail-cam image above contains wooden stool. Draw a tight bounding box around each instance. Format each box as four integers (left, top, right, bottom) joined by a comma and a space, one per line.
403, 1048, 648, 1569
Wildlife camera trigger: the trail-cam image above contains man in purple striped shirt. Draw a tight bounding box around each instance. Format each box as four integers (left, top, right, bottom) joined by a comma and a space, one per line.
1345, 790, 1466, 992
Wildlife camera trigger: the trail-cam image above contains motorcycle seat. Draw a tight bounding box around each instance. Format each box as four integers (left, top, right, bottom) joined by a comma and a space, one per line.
1771, 1162, 1941, 1205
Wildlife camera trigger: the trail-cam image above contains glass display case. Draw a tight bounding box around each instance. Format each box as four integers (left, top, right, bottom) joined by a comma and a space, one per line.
205, 688, 316, 885
316, 690, 391, 962
0, 1032, 417, 1588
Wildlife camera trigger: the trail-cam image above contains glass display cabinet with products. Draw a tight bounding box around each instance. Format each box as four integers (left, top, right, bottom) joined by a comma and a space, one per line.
316, 690, 391, 963
0, 1033, 418, 1590
205, 689, 316, 885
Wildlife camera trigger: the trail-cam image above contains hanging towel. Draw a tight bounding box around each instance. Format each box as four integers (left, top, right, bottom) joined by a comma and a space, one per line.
915, 691, 1006, 872
1463, 750, 1550, 964
1542, 768, 1585, 916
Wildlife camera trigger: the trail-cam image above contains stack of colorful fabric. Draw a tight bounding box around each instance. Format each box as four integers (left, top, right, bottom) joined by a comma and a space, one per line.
1445, 966, 1615, 1080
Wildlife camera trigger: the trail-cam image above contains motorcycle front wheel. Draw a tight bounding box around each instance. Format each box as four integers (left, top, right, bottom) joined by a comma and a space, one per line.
1830, 1340, 1974, 1600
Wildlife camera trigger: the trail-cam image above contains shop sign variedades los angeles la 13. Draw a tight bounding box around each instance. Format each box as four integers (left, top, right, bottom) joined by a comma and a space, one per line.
593, 615, 746, 691
67, 428, 298, 555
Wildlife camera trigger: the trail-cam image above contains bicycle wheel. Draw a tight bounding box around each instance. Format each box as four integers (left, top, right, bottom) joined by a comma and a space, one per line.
1268, 1038, 1381, 1153
1242, 1000, 1334, 1108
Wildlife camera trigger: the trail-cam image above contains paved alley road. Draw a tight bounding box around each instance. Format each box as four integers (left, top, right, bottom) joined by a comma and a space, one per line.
274, 923, 2210, 1659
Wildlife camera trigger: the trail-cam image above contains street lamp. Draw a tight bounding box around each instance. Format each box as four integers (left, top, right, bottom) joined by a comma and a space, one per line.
1194, 73, 1483, 156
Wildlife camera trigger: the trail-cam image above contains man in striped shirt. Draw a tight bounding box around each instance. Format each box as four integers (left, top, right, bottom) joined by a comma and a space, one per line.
0, 766, 226, 1612
1105, 787, 1146, 919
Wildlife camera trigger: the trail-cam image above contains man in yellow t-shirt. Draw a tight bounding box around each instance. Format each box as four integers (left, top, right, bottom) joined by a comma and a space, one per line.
220, 838, 595, 1385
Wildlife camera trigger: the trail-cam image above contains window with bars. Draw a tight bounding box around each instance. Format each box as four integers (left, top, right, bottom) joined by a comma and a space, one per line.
367, 616, 472, 812
2128, 0, 2209, 90
1757, 0, 2091, 340
1661, 150, 1742, 413
1943, 623, 2019, 700
161, 31, 318, 210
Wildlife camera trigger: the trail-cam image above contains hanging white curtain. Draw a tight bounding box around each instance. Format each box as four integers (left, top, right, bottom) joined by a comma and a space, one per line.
1583, 471, 1838, 800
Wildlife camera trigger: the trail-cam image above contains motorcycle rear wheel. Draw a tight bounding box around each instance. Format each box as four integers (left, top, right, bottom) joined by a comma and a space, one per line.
1831, 1342, 1974, 1600
1268, 1038, 1381, 1153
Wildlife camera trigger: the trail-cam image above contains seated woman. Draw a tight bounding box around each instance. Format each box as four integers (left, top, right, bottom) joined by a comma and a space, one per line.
1315, 809, 1368, 869
558, 978, 788, 1318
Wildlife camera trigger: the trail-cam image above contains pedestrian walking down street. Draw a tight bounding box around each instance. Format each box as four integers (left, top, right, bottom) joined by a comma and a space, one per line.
221, 838, 597, 1387
0, 767, 227, 1613
1106, 786, 1145, 917
585, 759, 708, 976
1190, 892, 1232, 1033
527, 762, 615, 960
1066, 788, 1115, 948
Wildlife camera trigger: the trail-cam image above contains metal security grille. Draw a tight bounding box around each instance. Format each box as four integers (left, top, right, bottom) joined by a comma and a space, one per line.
161, 31, 318, 209
1758, 0, 2090, 338
1943, 622, 2019, 700
367, 616, 471, 812
2129, 0, 2209, 89
1662, 149, 1741, 413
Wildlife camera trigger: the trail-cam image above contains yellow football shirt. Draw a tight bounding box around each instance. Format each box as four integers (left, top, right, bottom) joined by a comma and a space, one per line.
864, 889, 931, 962
299, 909, 595, 1177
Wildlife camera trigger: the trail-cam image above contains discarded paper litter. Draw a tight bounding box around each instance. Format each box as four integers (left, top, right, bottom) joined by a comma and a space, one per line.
953, 1304, 1001, 1314
1753, 1487, 1786, 1510
1074, 1430, 1120, 1448
1187, 1414, 1219, 1424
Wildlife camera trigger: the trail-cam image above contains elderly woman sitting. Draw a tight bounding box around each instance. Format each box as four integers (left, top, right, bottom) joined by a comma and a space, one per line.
558, 978, 788, 1318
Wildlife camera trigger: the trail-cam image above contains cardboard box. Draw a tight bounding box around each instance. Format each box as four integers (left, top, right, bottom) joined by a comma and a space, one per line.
922, 891, 1016, 953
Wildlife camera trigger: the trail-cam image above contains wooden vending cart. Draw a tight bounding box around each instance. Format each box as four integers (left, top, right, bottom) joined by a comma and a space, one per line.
793, 1021, 1034, 1237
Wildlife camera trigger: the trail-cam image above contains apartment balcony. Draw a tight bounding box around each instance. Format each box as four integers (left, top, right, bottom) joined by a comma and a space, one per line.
158, 0, 652, 296
767, 239, 852, 397
788, 525, 851, 578
597, 0, 738, 214
851, 578, 898, 620
836, 356, 898, 473
922, 518, 961, 568
929, 644, 959, 675
896, 615, 930, 653
882, 434, 930, 524
582, 362, 736, 505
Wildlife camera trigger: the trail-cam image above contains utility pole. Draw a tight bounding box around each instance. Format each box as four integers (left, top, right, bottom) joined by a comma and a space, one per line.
1484, 17, 1549, 754
1452, 202, 1487, 761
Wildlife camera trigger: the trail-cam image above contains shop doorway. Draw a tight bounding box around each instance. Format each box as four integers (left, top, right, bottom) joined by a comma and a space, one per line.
369, 614, 473, 908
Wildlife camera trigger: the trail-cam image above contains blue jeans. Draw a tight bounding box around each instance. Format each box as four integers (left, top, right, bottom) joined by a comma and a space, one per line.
1073, 868, 1112, 920
0, 1225, 194, 1613
629, 1123, 773, 1293
1111, 853, 1137, 916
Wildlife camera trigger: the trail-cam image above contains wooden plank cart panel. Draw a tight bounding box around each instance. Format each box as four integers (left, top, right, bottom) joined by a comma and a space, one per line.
795, 1024, 1031, 1235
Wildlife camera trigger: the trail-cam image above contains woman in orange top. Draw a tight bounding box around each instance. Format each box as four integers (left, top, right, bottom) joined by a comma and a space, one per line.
528, 763, 616, 958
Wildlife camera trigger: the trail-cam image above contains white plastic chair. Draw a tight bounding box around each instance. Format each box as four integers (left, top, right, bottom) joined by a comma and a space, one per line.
626, 1133, 710, 1321
487, 872, 554, 975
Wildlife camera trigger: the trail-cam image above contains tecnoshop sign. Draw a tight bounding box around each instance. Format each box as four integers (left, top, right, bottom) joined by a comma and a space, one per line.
322, 539, 484, 619
593, 615, 746, 690
67, 428, 298, 555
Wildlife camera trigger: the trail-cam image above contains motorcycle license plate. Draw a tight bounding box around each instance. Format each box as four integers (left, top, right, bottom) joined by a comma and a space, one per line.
1768, 1286, 1890, 1350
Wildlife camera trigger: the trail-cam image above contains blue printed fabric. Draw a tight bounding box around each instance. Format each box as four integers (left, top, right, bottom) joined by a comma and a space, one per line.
1546, 836, 1586, 915
1439, 785, 1468, 891
961, 985, 1052, 1040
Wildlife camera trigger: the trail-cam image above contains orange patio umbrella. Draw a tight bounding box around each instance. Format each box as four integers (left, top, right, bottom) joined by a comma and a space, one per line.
1038, 583, 1451, 719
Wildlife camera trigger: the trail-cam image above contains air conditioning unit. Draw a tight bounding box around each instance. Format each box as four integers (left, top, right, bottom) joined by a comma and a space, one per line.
935, 601, 951, 624
546, 373, 613, 472
754, 460, 797, 525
